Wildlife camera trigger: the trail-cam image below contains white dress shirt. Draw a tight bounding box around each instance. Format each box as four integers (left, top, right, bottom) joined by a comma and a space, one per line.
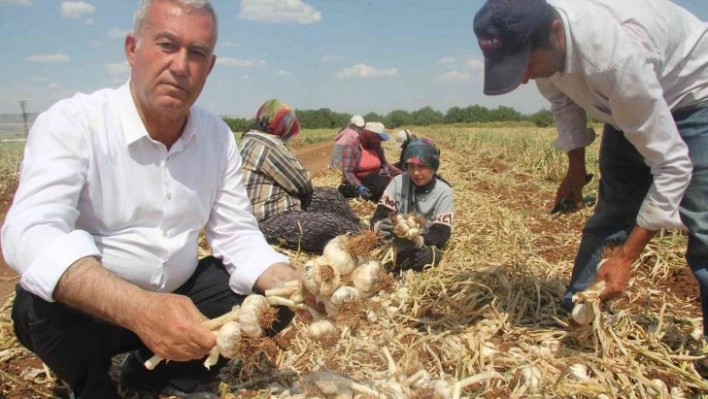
1, 83, 288, 302
536, 0, 708, 231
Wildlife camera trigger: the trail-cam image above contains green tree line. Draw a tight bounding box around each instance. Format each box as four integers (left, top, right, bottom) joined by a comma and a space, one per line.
223, 105, 555, 132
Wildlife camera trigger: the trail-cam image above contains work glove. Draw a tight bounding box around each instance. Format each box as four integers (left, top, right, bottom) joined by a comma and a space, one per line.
374, 218, 394, 239
357, 185, 373, 200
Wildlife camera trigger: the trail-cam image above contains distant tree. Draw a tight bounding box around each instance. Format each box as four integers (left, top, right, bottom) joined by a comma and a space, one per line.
364, 112, 384, 124
444, 106, 466, 123
529, 109, 554, 127
223, 117, 253, 134
384, 109, 410, 128
409, 106, 444, 126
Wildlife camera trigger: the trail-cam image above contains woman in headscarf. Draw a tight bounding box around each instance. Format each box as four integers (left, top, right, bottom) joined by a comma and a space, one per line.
338, 121, 402, 202
370, 139, 454, 271
239, 99, 361, 252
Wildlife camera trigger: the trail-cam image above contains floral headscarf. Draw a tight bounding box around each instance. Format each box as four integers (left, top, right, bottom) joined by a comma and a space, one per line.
404, 138, 441, 171
254, 99, 301, 142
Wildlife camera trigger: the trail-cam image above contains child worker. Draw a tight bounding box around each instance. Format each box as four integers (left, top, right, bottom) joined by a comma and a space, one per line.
370, 138, 454, 271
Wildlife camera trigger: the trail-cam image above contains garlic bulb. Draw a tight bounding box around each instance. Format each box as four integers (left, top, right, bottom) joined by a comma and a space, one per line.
646, 378, 668, 398
302, 257, 341, 297
568, 363, 590, 382
323, 286, 361, 316
431, 379, 452, 398
323, 236, 357, 275
351, 260, 386, 298
308, 319, 338, 341
216, 321, 242, 358
517, 365, 542, 393
239, 294, 273, 338
571, 303, 594, 325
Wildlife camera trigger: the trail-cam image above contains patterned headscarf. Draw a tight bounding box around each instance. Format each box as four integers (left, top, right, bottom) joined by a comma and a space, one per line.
254, 99, 301, 142
404, 138, 441, 171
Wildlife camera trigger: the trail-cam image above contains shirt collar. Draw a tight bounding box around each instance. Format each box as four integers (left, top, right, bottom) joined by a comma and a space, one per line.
117, 80, 198, 148
556, 6, 578, 75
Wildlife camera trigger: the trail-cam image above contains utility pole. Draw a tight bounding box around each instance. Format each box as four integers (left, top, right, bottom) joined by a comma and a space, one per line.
18, 100, 29, 138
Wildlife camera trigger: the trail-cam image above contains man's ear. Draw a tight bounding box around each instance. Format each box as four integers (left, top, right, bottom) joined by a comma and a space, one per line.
207, 54, 217, 75
125, 33, 137, 67
550, 19, 564, 47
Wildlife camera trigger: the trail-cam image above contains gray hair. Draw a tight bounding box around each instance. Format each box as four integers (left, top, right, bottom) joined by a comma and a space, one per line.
133, 0, 218, 36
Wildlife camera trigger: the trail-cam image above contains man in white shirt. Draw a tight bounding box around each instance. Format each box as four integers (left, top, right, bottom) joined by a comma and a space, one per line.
1, 0, 299, 397
474, 0, 708, 332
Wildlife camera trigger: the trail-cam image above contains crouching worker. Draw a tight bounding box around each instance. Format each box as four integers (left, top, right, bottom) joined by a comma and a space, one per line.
240, 99, 361, 253
339, 122, 402, 202
370, 139, 454, 271
1, 1, 299, 398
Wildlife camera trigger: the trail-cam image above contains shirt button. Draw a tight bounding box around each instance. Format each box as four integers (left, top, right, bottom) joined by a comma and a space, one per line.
166, 192, 171, 200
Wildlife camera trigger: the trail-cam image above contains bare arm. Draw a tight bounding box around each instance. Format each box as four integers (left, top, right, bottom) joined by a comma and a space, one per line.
253, 262, 298, 294
54, 256, 215, 361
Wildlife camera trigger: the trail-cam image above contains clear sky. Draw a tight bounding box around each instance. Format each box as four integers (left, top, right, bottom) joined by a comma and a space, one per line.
1, 0, 707, 118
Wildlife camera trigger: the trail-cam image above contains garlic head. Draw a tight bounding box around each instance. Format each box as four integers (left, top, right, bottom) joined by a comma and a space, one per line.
302, 257, 341, 297
239, 294, 275, 338
323, 236, 357, 275
216, 321, 242, 358
351, 260, 386, 298
308, 318, 338, 341
323, 286, 361, 316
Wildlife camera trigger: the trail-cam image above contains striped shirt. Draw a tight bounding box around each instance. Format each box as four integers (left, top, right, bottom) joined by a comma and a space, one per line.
239, 131, 313, 222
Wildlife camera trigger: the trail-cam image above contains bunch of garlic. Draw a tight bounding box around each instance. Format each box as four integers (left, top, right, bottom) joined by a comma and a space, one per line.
571, 280, 606, 325
391, 213, 425, 241
264, 234, 391, 343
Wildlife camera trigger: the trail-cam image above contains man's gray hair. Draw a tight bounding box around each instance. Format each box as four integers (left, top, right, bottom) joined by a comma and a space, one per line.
133, 0, 218, 35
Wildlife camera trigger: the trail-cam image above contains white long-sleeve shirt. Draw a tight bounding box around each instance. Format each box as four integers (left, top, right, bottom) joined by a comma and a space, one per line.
1, 83, 288, 302
537, 0, 708, 231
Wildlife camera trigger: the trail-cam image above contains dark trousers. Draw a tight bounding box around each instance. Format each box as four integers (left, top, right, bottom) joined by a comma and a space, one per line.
338, 173, 392, 202
11, 256, 292, 398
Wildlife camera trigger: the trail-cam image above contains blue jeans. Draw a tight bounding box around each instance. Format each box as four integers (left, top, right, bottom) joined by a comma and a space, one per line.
562, 106, 708, 336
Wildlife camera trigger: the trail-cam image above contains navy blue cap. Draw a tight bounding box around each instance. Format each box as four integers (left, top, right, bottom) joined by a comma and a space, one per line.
473, 0, 550, 95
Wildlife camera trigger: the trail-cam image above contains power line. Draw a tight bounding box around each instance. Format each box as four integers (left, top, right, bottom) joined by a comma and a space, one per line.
18, 99, 29, 138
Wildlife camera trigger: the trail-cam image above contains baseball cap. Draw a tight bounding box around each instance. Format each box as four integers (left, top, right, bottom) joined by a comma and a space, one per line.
349, 115, 365, 128
363, 122, 389, 141
473, 0, 550, 95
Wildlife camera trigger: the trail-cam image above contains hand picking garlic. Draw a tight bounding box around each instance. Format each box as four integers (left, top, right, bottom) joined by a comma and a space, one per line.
302, 257, 341, 297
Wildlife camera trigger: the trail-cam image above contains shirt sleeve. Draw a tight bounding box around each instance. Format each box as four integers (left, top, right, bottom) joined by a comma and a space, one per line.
341, 143, 362, 187
206, 132, 289, 295
423, 184, 454, 247
0, 103, 102, 302
593, 53, 692, 230
262, 143, 313, 196
536, 79, 597, 151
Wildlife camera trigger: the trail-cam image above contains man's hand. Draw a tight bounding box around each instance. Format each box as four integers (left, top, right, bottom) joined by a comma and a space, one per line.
594, 255, 633, 301
131, 293, 216, 362
357, 185, 373, 200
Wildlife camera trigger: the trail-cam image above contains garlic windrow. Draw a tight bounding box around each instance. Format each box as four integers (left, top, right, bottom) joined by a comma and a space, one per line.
239, 294, 275, 338
323, 236, 358, 275
352, 260, 387, 298
302, 257, 341, 297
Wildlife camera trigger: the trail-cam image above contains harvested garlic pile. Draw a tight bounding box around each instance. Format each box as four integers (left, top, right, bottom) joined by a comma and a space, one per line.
391, 213, 427, 240
265, 232, 391, 343
571, 280, 606, 325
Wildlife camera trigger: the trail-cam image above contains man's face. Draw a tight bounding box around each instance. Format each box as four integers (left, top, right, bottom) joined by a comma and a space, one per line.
125, 0, 217, 117
520, 19, 565, 85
